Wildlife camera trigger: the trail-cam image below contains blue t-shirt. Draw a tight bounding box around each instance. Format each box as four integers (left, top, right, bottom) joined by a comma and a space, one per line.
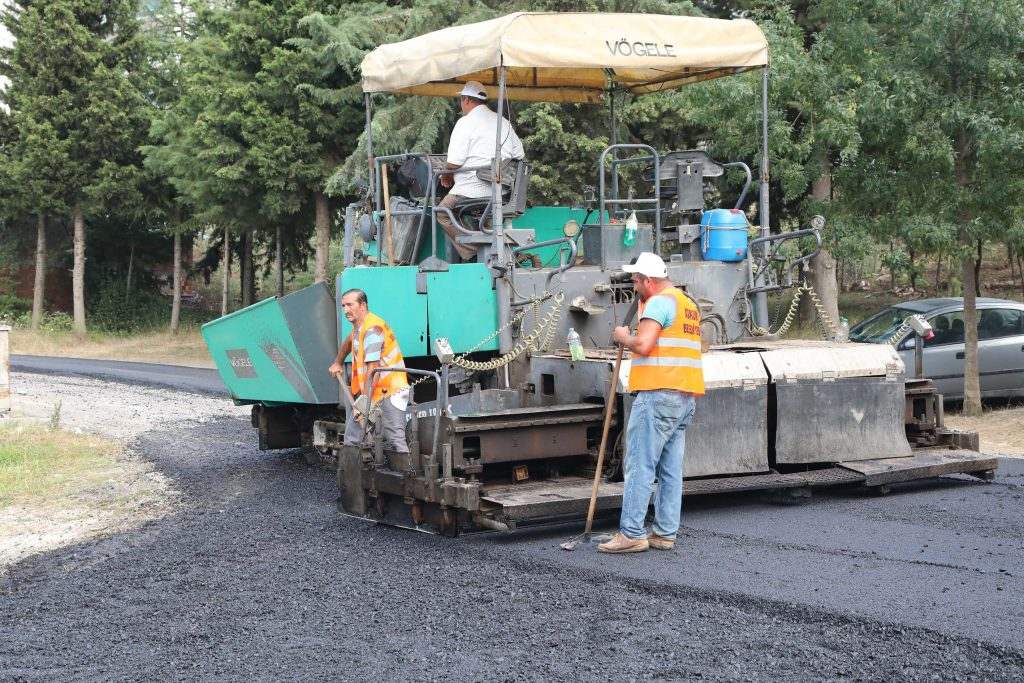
353, 325, 385, 362
641, 294, 677, 329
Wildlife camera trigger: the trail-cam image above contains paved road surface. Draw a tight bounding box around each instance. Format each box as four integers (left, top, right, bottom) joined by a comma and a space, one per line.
3, 359, 1023, 680
11, 354, 226, 396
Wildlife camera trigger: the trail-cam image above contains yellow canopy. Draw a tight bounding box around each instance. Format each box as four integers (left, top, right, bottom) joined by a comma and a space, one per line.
360, 12, 769, 103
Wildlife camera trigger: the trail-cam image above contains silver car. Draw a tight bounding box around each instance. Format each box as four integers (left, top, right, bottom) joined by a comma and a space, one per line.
849, 297, 1024, 400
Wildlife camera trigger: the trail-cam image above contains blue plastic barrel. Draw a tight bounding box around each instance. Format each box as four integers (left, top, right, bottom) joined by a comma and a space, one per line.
700, 209, 749, 262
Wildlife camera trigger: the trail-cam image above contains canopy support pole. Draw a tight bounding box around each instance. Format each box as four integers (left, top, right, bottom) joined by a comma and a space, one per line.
365, 94, 376, 210
493, 66, 514, 356
491, 66, 507, 261
609, 89, 617, 146
754, 67, 770, 327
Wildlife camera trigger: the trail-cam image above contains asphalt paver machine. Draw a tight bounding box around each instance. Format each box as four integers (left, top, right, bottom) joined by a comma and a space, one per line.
202, 13, 995, 535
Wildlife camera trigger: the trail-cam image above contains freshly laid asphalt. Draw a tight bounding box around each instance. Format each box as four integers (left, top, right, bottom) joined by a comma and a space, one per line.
10, 355, 226, 396
2, 359, 1024, 681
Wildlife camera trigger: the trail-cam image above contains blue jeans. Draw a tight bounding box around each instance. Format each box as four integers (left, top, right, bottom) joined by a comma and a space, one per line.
620, 390, 696, 540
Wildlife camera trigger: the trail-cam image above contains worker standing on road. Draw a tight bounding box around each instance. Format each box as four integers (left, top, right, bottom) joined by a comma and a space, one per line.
599, 252, 705, 554
328, 289, 410, 453
437, 80, 525, 262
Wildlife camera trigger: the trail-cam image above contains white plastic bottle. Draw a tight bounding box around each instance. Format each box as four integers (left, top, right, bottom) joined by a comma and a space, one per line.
567, 328, 585, 361
836, 317, 850, 343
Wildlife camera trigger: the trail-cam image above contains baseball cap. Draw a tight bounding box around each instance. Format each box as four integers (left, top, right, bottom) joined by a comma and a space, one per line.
458, 80, 487, 101
622, 252, 667, 278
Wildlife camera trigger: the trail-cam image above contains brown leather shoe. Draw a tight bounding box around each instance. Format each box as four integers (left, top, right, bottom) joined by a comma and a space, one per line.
597, 532, 649, 554
648, 533, 675, 550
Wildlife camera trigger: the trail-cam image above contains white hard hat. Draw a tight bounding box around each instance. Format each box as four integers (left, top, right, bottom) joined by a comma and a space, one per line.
622, 252, 668, 278
457, 80, 488, 101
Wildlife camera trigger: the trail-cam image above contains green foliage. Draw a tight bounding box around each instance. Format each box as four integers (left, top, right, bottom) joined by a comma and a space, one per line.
87, 279, 173, 333
2, 0, 1024, 323
820, 0, 1024, 253
0, 294, 31, 322
0, 1, 150, 219
12, 310, 74, 332
302, 0, 499, 196
144, 0, 363, 277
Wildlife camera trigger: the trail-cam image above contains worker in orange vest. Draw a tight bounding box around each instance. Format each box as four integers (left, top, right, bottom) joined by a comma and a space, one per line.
329, 288, 410, 453
599, 252, 705, 554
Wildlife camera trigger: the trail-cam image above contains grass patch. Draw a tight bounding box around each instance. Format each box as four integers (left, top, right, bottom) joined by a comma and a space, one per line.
10, 326, 214, 367
0, 424, 123, 506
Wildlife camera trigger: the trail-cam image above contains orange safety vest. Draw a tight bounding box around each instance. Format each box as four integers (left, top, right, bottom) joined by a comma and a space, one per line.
350, 311, 409, 403
628, 286, 705, 395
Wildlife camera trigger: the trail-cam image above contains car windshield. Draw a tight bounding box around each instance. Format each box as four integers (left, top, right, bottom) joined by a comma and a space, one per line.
849, 306, 915, 343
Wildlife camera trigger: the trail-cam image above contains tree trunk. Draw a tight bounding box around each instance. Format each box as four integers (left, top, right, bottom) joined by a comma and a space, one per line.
275, 224, 284, 297
314, 191, 330, 284
221, 225, 229, 316
955, 130, 981, 416
31, 214, 46, 330
961, 243, 982, 416
125, 243, 135, 297
170, 231, 182, 333
1018, 253, 1024, 301
934, 254, 942, 294
908, 247, 917, 292
240, 229, 255, 308
974, 239, 983, 296
889, 241, 897, 290
807, 157, 840, 331
72, 204, 86, 336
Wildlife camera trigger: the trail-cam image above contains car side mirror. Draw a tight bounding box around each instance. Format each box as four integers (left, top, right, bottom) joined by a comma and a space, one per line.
899, 336, 915, 351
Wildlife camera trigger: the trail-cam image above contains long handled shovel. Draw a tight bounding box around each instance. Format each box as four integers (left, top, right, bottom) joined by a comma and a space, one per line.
561, 300, 637, 551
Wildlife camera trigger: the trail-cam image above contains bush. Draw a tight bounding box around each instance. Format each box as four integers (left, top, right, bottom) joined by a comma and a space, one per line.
0, 294, 31, 323
39, 311, 74, 332
11, 310, 74, 332
88, 278, 170, 333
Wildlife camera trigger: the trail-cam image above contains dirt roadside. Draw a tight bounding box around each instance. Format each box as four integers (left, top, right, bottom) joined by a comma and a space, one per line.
9, 328, 215, 368
946, 405, 1024, 456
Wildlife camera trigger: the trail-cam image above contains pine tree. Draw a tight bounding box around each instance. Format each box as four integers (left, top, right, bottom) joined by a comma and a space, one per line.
0, 2, 69, 329
1, 0, 150, 335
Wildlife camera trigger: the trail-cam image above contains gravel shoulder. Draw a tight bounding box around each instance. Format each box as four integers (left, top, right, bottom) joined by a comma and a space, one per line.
2, 371, 1023, 681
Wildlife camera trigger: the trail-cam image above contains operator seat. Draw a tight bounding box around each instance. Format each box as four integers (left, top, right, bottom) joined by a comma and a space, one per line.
660, 150, 725, 212
450, 158, 531, 231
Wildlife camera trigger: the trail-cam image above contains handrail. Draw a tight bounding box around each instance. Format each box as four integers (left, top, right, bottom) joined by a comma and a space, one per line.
722, 161, 753, 210
745, 227, 822, 294
433, 206, 475, 236
511, 236, 578, 290
374, 153, 435, 259
599, 144, 661, 255
371, 155, 491, 261
368, 367, 445, 461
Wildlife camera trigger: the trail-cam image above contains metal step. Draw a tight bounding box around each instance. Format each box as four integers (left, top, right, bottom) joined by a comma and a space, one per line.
480, 448, 997, 523
838, 447, 998, 486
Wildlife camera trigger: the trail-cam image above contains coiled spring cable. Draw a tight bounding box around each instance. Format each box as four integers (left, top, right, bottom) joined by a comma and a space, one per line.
745, 282, 838, 339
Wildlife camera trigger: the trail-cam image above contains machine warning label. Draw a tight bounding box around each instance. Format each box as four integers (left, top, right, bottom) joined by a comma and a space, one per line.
226, 348, 258, 379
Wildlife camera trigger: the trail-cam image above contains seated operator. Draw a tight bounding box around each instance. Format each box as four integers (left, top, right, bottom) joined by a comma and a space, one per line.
437, 80, 525, 262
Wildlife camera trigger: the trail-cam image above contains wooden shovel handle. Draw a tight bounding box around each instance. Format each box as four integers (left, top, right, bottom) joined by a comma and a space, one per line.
583, 342, 626, 536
